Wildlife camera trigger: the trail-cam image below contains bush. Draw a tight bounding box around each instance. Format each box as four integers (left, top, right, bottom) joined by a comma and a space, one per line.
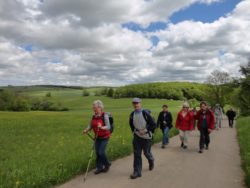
82, 89, 90, 96
0, 90, 30, 111
46, 92, 52, 97
107, 88, 114, 97
11, 97, 30, 111
30, 99, 69, 111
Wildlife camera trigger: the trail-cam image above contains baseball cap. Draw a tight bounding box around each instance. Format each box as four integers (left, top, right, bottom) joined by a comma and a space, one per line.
132, 97, 141, 103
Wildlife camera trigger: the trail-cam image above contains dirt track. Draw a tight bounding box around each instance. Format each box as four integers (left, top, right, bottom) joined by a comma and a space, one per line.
57, 119, 245, 188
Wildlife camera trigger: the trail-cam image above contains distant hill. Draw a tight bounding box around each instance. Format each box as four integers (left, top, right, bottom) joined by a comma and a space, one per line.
0, 82, 208, 101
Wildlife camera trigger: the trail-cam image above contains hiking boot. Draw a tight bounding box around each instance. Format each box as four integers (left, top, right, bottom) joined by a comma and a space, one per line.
183, 145, 188, 149
149, 161, 154, 171
103, 163, 111, 173
94, 169, 103, 174
130, 173, 141, 179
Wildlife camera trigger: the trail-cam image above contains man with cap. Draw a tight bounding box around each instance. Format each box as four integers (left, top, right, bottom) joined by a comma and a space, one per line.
129, 98, 157, 179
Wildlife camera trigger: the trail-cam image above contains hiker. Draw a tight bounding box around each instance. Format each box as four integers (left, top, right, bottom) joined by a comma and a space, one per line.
195, 101, 215, 153
129, 98, 156, 179
83, 100, 111, 174
175, 102, 194, 149
226, 108, 236, 128
213, 104, 223, 130
157, 104, 173, 148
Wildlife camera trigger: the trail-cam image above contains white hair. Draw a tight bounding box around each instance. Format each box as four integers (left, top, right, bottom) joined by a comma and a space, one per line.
93, 100, 104, 109
182, 102, 190, 108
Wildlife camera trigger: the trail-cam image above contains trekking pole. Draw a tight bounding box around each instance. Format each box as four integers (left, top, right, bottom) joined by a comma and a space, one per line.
86, 132, 94, 141
84, 128, 99, 182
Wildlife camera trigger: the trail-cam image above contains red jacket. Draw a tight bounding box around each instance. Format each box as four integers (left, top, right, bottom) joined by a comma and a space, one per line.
175, 111, 194, 131
91, 113, 111, 139
195, 109, 215, 130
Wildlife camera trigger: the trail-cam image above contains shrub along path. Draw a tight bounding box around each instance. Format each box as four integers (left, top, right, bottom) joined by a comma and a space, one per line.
58, 119, 245, 188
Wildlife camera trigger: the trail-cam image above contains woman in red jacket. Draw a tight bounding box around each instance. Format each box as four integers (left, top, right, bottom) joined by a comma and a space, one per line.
195, 101, 215, 153
83, 100, 111, 174
175, 102, 194, 149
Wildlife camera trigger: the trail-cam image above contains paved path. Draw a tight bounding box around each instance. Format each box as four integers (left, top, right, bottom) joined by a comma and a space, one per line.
57, 119, 245, 188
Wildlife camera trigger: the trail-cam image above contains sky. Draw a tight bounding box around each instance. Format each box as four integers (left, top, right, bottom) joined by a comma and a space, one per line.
0, 0, 249, 86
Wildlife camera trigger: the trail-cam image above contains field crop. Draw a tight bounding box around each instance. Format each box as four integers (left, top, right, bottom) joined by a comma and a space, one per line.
0, 90, 182, 188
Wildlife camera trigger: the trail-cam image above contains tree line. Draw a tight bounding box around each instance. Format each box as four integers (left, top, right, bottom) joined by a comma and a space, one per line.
0, 90, 69, 112
111, 82, 206, 101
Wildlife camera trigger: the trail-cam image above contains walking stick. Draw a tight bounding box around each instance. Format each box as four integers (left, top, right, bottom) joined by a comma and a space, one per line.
84, 128, 99, 182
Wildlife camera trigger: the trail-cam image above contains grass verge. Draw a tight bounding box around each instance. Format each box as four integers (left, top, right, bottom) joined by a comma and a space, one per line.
236, 116, 250, 188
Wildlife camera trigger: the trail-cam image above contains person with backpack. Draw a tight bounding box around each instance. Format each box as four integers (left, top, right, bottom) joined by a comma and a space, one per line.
157, 104, 173, 149
195, 101, 215, 153
213, 104, 223, 130
175, 102, 194, 149
129, 98, 156, 179
226, 108, 236, 128
83, 100, 112, 174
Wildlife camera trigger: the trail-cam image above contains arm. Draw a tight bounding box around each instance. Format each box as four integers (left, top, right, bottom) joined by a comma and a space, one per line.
157, 112, 161, 128
194, 111, 199, 120
175, 113, 180, 129
129, 112, 135, 132
101, 113, 111, 130
209, 111, 215, 130
189, 113, 194, 130
83, 120, 92, 134
169, 112, 173, 125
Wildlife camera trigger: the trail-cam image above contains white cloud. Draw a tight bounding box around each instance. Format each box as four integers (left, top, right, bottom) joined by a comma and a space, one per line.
0, 0, 249, 86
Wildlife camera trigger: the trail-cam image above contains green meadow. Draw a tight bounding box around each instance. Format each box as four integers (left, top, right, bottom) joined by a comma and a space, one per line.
0, 88, 181, 188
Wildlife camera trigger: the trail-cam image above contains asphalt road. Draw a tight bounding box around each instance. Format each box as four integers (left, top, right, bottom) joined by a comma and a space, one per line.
57, 119, 245, 188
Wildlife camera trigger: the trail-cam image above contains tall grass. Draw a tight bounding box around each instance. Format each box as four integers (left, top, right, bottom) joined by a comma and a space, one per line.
236, 116, 250, 188
0, 92, 181, 188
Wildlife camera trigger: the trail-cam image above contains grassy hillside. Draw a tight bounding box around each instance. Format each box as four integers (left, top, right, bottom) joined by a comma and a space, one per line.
236, 116, 250, 188
0, 89, 182, 188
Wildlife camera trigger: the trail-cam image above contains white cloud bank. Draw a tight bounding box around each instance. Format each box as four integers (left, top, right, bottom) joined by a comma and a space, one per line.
0, 0, 249, 86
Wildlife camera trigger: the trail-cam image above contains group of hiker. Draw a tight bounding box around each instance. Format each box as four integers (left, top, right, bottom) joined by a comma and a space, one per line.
82, 98, 237, 179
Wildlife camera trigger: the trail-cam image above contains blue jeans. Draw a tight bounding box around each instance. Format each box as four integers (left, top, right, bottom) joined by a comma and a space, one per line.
199, 127, 210, 150
95, 138, 110, 170
162, 127, 169, 145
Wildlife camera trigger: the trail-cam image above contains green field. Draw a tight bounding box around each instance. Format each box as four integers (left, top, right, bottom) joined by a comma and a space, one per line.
237, 116, 250, 188
0, 89, 181, 188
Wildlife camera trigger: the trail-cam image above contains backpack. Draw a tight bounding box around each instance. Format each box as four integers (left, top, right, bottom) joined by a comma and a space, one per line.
142, 109, 157, 133
102, 112, 114, 133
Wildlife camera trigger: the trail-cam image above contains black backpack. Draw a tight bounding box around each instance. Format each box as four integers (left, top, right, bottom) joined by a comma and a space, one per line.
102, 112, 114, 133
142, 109, 156, 133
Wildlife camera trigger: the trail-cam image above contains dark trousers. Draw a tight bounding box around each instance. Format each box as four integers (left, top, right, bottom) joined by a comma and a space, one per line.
133, 134, 154, 175
199, 127, 210, 150
228, 119, 234, 128
95, 138, 110, 170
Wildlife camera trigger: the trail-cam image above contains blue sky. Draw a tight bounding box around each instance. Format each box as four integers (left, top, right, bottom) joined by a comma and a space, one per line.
170, 0, 241, 24
123, 0, 241, 33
